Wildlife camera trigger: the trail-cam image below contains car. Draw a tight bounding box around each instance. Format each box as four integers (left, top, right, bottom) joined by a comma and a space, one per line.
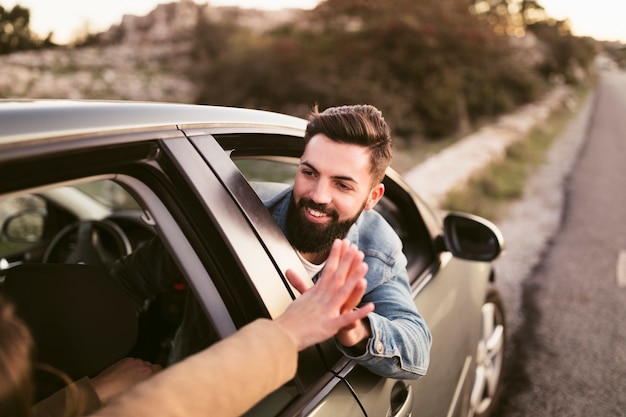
0, 100, 506, 417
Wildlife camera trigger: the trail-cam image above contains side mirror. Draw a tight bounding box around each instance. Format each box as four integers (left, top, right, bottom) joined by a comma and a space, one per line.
442, 212, 504, 262
2, 209, 46, 243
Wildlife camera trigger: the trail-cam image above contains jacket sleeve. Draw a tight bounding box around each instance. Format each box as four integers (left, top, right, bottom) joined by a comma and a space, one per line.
89, 319, 298, 417
338, 268, 432, 380
337, 219, 432, 380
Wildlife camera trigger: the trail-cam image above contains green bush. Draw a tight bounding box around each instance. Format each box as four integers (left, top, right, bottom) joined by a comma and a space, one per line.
189, 0, 594, 142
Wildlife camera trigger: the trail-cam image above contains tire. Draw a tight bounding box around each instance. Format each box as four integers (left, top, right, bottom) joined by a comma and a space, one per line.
469, 284, 506, 417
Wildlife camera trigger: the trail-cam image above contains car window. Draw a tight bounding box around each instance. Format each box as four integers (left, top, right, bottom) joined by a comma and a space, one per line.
234, 156, 398, 223
0, 195, 47, 265
235, 159, 297, 184
0, 165, 238, 409
0, 178, 196, 362
233, 157, 429, 275
0, 180, 149, 275
75, 180, 141, 210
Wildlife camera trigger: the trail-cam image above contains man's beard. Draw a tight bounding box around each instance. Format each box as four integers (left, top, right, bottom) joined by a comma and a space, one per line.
285, 195, 364, 255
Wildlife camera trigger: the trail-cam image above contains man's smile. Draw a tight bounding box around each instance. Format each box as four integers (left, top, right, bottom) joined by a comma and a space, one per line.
304, 206, 331, 223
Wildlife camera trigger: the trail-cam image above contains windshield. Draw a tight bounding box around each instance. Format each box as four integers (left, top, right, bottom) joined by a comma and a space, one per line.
74, 180, 140, 210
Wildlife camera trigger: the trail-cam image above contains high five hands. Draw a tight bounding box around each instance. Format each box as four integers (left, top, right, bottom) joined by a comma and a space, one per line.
278, 239, 374, 351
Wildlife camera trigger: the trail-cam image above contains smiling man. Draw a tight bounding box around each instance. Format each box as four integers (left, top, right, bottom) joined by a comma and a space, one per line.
259, 104, 432, 379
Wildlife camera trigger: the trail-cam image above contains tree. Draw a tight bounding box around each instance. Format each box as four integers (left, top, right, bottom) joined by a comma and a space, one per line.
304, 0, 543, 137
468, 0, 546, 36
527, 19, 597, 83
0, 4, 51, 54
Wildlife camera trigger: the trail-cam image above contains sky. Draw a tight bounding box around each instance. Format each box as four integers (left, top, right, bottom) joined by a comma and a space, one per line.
539, 0, 625, 42
2, 0, 625, 45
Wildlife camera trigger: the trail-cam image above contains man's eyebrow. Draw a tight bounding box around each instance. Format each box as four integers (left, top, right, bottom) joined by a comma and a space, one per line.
300, 161, 318, 173
300, 161, 358, 184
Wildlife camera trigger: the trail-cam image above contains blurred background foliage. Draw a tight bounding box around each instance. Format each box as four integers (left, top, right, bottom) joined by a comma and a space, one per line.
0, 0, 602, 142
188, 0, 597, 141
0, 4, 52, 54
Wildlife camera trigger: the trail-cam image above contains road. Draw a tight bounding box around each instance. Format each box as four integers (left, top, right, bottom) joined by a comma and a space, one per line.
493, 71, 626, 415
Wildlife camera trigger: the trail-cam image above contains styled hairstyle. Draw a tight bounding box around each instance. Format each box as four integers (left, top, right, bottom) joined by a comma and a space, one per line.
0, 297, 34, 417
303, 104, 393, 184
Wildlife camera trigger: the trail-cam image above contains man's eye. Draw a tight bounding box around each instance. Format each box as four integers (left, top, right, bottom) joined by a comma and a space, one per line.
337, 183, 352, 191
302, 170, 315, 177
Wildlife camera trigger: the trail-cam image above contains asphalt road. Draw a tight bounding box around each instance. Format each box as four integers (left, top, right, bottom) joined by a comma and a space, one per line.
493, 71, 626, 416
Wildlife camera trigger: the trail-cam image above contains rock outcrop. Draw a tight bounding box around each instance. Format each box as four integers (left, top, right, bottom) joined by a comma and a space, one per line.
0, 1, 302, 103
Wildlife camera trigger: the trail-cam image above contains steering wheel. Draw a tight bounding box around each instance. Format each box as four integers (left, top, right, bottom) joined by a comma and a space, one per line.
43, 220, 132, 269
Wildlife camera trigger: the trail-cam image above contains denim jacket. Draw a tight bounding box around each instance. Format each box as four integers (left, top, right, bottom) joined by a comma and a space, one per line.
257, 184, 432, 380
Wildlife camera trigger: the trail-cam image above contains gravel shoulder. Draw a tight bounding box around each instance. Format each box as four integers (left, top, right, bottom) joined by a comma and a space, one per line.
493, 90, 593, 334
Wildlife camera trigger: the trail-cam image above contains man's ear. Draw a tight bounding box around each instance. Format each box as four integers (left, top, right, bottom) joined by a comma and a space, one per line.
364, 183, 385, 210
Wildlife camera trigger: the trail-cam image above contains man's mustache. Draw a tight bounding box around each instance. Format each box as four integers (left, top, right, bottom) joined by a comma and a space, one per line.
298, 198, 338, 220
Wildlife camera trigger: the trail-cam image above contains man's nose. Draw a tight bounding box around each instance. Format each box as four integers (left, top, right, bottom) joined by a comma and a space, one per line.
309, 180, 332, 204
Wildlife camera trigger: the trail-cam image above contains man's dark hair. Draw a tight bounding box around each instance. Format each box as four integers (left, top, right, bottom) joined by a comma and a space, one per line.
304, 104, 393, 184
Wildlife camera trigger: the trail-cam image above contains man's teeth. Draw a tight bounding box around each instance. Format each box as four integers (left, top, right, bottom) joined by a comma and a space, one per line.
308, 208, 326, 217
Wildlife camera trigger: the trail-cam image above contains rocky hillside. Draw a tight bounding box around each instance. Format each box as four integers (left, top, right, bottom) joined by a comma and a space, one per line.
0, 0, 302, 103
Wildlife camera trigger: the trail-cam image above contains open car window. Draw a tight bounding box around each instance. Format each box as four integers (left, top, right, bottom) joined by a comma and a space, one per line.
232, 157, 434, 278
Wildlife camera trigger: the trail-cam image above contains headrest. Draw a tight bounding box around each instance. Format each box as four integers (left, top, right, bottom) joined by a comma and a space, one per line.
2, 263, 138, 380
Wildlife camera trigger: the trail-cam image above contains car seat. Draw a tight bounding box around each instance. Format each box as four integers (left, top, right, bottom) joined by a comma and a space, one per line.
2, 263, 138, 397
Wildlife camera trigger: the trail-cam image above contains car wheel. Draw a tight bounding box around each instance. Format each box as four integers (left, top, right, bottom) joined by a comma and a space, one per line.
469, 284, 506, 417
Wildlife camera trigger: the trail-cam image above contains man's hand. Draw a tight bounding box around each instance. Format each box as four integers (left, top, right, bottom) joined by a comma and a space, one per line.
91, 357, 162, 404
278, 239, 374, 351
335, 317, 372, 350
332, 245, 373, 350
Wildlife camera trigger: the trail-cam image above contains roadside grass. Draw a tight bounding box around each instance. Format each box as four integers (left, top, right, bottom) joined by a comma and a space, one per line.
439, 90, 586, 222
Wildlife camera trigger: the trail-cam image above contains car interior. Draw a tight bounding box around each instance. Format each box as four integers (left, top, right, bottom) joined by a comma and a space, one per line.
0, 180, 194, 402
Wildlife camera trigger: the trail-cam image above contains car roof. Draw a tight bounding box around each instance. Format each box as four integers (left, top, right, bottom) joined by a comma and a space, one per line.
0, 100, 307, 146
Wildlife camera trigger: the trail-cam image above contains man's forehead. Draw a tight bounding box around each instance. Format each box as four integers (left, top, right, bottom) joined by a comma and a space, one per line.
301, 135, 372, 181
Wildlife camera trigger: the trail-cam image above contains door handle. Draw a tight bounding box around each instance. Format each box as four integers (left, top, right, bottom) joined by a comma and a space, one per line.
388, 382, 413, 417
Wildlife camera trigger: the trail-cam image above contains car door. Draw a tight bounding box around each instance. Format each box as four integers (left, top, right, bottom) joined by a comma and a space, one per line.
342, 176, 492, 417
205, 131, 492, 416
164, 132, 367, 416
344, 257, 490, 417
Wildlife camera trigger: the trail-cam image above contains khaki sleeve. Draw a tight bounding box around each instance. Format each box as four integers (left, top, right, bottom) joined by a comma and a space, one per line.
90, 318, 298, 417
